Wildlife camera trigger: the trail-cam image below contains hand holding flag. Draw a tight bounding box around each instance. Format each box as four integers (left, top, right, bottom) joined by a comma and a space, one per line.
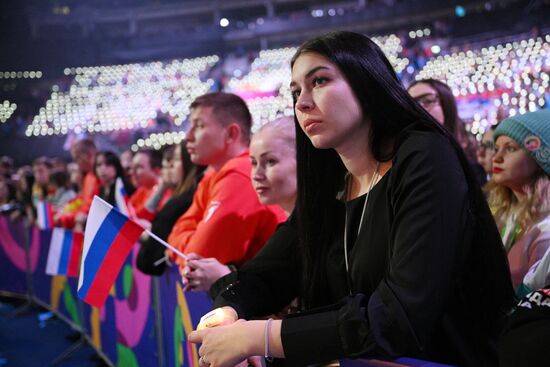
78, 196, 186, 307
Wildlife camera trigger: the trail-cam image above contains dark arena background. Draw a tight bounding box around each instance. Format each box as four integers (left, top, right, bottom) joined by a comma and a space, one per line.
1, 0, 549, 163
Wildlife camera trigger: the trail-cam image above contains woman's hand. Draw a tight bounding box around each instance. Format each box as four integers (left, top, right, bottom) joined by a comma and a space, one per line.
189, 320, 258, 367
181, 253, 232, 292
197, 307, 238, 330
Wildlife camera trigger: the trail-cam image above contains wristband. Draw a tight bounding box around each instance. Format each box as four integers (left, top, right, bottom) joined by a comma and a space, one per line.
264, 318, 274, 362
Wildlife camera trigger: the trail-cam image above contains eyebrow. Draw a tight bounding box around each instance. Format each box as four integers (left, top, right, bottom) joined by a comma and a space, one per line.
290, 65, 330, 88
251, 151, 274, 159
412, 92, 438, 99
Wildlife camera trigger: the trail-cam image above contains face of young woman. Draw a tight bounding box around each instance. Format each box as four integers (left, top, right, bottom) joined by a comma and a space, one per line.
161, 158, 173, 186
492, 135, 540, 192
95, 155, 117, 186
171, 144, 185, 185
290, 52, 365, 151
476, 129, 495, 174
408, 82, 445, 125
250, 129, 297, 211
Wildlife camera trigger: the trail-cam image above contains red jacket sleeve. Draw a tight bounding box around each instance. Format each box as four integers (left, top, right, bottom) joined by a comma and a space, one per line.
57, 172, 100, 228
167, 167, 285, 266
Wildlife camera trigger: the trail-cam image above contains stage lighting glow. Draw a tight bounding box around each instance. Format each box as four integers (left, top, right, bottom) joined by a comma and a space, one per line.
455, 5, 466, 17
28, 55, 219, 136
431, 45, 441, 54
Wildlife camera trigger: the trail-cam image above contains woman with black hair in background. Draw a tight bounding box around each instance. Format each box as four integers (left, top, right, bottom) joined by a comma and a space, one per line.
137, 141, 204, 276
188, 31, 514, 367
408, 78, 488, 186
94, 151, 134, 206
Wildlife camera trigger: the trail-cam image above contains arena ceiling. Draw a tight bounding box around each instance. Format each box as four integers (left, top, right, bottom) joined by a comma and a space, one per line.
1, 0, 547, 72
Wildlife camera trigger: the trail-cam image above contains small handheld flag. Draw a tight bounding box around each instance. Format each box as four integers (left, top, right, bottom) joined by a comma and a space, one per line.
36, 200, 54, 230
78, 196, 145, 307
45, 228, 84, 277
114, 177, 136, 218
78, 196, 187, 307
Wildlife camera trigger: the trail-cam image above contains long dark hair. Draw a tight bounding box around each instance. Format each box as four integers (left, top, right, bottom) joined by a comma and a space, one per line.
95, 151, 134, 203
291, 31, 513, 325
172, 140, 203, 197
408, 78, 460, 137
408, 78, 479, 162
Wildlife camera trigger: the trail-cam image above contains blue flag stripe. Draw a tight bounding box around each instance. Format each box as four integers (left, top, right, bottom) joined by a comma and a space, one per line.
57, 231, 73, 274
42, 202, 50, 228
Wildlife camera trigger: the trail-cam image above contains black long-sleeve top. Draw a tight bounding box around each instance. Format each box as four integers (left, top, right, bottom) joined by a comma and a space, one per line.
213, 130, 512, 366
137, 191, 194, 275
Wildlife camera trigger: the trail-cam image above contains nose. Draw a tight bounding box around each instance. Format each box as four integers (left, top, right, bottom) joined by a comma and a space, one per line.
187, 127, 195, 142
492, 149, 503, 163
295, 91, 314, 113
252, 166, 266, 182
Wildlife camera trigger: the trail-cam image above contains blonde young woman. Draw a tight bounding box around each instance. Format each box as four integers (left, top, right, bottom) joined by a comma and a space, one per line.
487, 109, 550, 295
181, 117, 297, 292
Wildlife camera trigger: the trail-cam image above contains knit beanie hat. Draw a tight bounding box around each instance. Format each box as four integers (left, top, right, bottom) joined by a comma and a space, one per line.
494, 109, 550, 176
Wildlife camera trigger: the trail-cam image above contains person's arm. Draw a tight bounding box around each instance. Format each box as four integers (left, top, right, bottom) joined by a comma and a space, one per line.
188, 319, 284, 367
213, 217, 300, 319
57, 174, 99, 228
522, 234, 550, 292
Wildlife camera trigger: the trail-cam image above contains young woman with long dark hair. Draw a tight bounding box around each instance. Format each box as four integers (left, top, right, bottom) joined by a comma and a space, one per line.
137, 141, 204, 275
188, 31, 514, 367
94, 151, 134, 206
408, 78, 487, 186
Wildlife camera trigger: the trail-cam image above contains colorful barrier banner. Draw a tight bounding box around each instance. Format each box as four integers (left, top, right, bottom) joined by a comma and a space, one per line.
0, 215, 449, 367
0, 215, 211, 367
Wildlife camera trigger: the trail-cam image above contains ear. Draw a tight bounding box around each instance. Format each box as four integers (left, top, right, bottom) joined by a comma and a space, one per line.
225, 123, 242, 144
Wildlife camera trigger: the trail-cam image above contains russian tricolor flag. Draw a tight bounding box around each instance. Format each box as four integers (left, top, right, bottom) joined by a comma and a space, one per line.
114, 177, 135, 218
78, 196, 145, 307
45, 228, 84, 277
36, 200, 54, 230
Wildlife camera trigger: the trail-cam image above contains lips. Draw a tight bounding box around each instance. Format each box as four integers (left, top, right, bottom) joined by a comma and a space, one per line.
303, 119, 322, 133
255, 187, 269, 194
492, 167, 503, 174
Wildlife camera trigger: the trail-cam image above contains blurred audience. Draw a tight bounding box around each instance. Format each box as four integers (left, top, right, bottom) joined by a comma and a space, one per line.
48, 170, 76, 211
476, 125, 497, 182
55, 139, 100, 229
129, 149, 162, 221
137, 142, 205, 276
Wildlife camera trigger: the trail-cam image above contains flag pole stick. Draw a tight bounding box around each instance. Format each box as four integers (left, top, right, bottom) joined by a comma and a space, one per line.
145, 229, 188, 261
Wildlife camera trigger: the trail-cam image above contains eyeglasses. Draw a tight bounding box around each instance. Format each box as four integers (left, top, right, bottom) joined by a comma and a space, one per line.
414, 93, 440, 110
478, 141, 495, 152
